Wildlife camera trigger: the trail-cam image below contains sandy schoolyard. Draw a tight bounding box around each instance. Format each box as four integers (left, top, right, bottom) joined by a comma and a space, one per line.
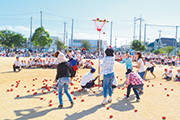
0, 57, 180, 120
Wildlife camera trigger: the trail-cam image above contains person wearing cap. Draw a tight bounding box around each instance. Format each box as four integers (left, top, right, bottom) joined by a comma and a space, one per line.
162, 68, 168, 78
80, 68, 98, 92
54, 51, 74, 108
175, 69, 180, 82
83, 60, 92, 69
13, 57, 21, 72
124, 70, 144, 102
99, 48, 115, 105
164, 70, 173, 81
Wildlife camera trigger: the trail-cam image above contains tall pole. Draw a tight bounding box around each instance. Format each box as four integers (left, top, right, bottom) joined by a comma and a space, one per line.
158, 30, 162, 49
98, 31, 101, 89
139, 14, 142, 41
144, 24, 146, 45
175, 26, 178, 55
115, 36, 117, 48
66, 32, 68, 47
30, 17, 32, 49
63, 22, 66, 43
40, 11, 42, 27
126, 39, 127, 51
110, 21, 113, 46
71, 19, 74, 49
133, 17, 136, 40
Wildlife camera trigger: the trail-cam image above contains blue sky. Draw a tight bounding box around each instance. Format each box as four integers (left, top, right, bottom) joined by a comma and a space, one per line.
0, 0, 180, 47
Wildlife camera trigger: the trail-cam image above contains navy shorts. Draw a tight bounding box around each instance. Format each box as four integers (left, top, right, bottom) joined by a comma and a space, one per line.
146, 66, 154, 73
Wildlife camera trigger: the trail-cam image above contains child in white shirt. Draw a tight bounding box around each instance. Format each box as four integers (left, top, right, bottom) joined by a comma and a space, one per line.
164, 70, 173, 81
175, 69, 180, 82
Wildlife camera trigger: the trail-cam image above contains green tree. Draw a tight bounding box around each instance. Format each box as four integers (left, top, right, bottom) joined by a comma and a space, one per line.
55, 39, 65, 50
0, 30, 27, 47
162, 46, 175, 55
130, 40, 146, 51
31, 27, 53, 48
153, 49, 160, 55
81, 40, 91, 50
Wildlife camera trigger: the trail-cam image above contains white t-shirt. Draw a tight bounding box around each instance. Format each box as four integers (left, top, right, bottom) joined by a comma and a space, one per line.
145, 61, 153, 68
81, 72, 94, 86
14, 60, 21, 67
177, 73, 180, 77
167, 73, 173, 77
137, 58, 145, 73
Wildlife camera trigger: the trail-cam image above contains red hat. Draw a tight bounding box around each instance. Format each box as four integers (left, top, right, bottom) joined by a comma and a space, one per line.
33, 58, 35, 60
164, 68, 167, 71
169, 70, 172, 72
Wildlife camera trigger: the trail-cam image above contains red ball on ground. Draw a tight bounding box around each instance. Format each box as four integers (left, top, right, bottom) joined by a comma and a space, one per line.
11, 84, 14, 87
54, 91, 56, 93
10, 88, 13, 92
40, 97, 43, 100
93, 91, 95, 93
43, 92, 46, 94
167, 94, 170, 97
73, 97, 76, 100
134, 109, 138, 112
49, 103, 53, 106
147, 85, 149, 87
49, 100, 52, 103
7, 89, 9, 92
56, 93, 58, 95
70, 91, 74, 94
109, 115, 113, 118
122, 88, 124, 90
32, 89, 34, 91
27, 90, 30, 93
24, 86, 26, 88
148, 81, 150, 83
15, 85, 18, 88
42, 90, 44, 92
171, 89, 173, 91
162, 116, 166, 119
107, 107, 110, 110
17, 95, 19, 97
164, 88, 167, 90
81, 99, 84, 102
33, 79, 35, 81
78, 90, 81, 92
152, 84, 154, 87
160, 83, 162, 85
118, 87, 120, 89
103, 32, 105, 34
33, 84, 35, 86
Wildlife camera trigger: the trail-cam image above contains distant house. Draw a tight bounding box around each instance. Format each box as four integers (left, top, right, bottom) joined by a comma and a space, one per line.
147, 38, 178, 53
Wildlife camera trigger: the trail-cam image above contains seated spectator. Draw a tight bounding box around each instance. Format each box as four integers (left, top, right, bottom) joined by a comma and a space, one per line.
13, 57, 21, 72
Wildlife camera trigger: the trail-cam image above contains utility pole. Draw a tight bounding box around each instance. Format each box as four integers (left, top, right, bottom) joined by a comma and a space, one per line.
66, 32, 68, 47
144, 24, 146, 45
110, 21, 113, 46
137, 14, 144, 41
115, 36, 117, 48
40, 11, 42, 27
158, 30, 162, 49
126, 39, 127, 51
175, 26, 178, 55
30, 17, 32, 49
133, 17, 136, 40
71, 19, 74, 49
63, 22, 66, 43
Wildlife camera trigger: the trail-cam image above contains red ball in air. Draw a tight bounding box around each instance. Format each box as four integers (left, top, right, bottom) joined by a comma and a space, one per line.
103, 32, 105, 34
83, 48, 85, 51
97, 18, 99, 20
73, 46, 75, 48
104, 19, 106, 21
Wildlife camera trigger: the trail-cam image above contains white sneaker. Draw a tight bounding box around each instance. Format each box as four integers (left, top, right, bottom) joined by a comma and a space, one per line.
102, 99, 108, 105
136, 99, 140, 102
108, 98, 112, 103
124, 96, 129, 99
84, 88, 90, 92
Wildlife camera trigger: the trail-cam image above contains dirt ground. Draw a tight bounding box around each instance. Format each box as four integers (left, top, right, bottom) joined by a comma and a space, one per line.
0, 57, 180, 120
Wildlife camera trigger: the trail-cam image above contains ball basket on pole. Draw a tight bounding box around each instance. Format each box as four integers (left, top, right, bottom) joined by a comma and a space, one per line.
92, 18, 109, 90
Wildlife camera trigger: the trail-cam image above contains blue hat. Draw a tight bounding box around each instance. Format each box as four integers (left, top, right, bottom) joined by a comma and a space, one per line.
91, 68, 96, 72
16, 56, 19, 59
